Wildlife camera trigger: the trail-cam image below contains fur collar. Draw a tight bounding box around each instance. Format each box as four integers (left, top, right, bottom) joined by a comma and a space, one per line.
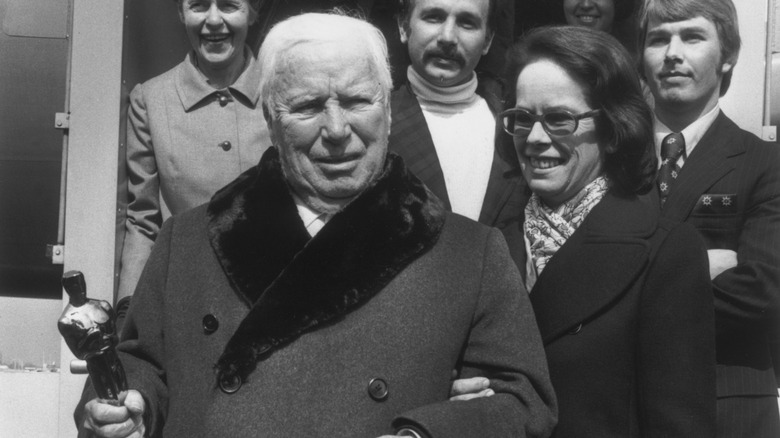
208, 147, 446, 385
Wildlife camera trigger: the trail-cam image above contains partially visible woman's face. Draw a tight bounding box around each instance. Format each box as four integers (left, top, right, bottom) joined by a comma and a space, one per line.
513, 59, 605, 208
179, 0, 256, 71
563, 0, 615, 33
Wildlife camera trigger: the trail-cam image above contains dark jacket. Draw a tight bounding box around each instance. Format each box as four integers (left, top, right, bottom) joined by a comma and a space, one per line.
389, 82, 526, 229
660, 112, 780, 434
78, 149, 556, 437
505, 189, 716, 437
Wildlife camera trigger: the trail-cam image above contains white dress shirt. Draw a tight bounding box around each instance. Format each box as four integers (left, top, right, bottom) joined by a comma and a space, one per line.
294, 196, 330, 237
654, 104, 720, 169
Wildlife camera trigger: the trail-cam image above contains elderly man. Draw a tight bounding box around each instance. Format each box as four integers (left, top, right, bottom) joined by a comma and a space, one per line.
639, 0, 780, 436
76, 12, 556, 438
389, 0, 524, 229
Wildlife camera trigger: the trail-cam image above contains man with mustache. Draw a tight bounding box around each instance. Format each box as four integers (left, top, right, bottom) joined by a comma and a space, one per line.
389, 0, 524, 229
640, 0, 780, 435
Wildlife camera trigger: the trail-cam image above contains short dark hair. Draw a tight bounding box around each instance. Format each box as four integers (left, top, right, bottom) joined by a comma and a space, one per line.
502, 26, 656, 195
638, 0, 741, 96
398, 0, 497, 36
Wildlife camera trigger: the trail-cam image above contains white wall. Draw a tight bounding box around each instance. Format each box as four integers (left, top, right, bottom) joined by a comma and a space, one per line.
57, 0, 125, 436
720, 0, 772, 138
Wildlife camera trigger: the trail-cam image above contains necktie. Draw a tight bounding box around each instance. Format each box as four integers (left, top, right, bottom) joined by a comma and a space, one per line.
658, 132, 685, 205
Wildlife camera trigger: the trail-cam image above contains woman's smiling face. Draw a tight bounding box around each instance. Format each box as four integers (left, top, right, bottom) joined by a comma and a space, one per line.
513, 59, 605, 208
563, 0, 616, 33
179, 0, 255, 72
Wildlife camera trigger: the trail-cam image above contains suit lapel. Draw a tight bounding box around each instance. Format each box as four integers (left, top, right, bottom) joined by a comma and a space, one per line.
530, 192, 657, 344
390, 84, 451, 209
478, 148, 521, 225
662, 113, 742, 222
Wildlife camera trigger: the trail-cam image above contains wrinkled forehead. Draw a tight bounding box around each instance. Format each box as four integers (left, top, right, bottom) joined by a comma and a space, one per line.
271, 40, 386, 97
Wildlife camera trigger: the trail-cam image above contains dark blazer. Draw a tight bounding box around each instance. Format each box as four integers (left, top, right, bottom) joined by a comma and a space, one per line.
660, 112, 780, 434
77, 150, 556, 438
389, 82, 526, 228
505, 189, 716, 438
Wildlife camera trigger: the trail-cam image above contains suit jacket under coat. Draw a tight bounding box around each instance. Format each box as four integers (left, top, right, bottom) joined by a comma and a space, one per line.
85, 150, 556, 438
659, 112, 780, 399
504, 189, 716, 438
389, 81, 526, 229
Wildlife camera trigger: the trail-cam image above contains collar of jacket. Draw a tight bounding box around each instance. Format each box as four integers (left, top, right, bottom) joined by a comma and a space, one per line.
530, 189, 661, 343
397, 71, 503, 115
175, 46, 261, 111
208, 147, 446, 384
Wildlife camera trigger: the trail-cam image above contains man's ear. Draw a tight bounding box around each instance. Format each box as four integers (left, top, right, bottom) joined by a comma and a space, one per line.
481, 30, 494, 56
720, 58, 735, 75
262, 104, 276, 144
177, 2, 185, 24
398, 12, 410, 45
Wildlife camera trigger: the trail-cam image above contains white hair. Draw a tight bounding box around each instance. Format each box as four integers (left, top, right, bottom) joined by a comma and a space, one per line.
257, 11, 393, 120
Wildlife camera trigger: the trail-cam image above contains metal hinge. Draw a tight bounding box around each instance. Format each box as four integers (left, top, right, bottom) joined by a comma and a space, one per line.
46, 244, 64, 264
762, 126, 777, 142
54, 112, 70, 130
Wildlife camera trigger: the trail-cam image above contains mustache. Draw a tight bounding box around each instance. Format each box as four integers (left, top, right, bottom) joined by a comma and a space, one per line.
423, 48, 465, 66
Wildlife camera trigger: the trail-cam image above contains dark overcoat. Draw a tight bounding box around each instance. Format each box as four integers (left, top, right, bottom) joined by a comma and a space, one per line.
505, 189, 717, 437
81, 149, 556, 437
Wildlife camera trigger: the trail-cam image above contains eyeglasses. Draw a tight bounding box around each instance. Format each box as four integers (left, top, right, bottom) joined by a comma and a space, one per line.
499, 108, 601, 138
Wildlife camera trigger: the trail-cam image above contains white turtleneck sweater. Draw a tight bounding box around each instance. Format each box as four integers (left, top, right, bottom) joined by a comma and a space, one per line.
408, 67, 495, 222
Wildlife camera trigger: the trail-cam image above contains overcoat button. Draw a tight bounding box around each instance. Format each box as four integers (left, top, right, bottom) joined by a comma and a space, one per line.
568, 323, 583, 335
218, 373, 242, 394
218, 94, 229, 106
219, 141, 232, 151
368, 378, 389, 401
202, 314, 219, 334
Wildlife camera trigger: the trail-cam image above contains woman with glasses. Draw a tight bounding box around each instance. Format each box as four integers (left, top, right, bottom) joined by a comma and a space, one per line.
452, 26, 716, 437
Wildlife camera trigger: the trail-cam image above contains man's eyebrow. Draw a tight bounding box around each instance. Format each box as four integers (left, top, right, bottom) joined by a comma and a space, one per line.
646, 27, 669, 36
680, 24, 709, 34
456, 10, 484, 22
417, 5, 445, 15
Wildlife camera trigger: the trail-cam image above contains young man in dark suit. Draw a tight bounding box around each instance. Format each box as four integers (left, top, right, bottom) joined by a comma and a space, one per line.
389, 0, 525, 228
640, 0, 780, 435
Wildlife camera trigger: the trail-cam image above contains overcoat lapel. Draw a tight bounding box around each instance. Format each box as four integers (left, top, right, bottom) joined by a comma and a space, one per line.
662, 112, 743, 222
390, 84, 451, 209
207, 148, 446, 384
530, 191, 658, 344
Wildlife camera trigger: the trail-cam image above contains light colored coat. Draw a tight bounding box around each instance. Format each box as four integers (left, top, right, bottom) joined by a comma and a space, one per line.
119, 49, 270, 300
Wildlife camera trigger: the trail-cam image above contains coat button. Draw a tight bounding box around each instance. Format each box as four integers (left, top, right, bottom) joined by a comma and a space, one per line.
218, 94, 229, 106
219, 141, 232, 151
202, 314, 219, 334
367, 378, 389, 401
568, 323, 583, 335
218, 373, 241, 394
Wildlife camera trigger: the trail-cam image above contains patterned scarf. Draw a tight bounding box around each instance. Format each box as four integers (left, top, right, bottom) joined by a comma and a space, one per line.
524, 176, 610, 289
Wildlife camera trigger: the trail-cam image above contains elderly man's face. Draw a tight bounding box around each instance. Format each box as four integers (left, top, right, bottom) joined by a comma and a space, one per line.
400, 0, 493, 87
268, 40, 390, 213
